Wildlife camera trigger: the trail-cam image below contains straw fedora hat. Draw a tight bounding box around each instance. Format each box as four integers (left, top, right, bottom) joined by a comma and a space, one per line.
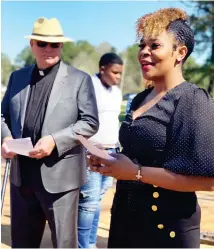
24, 17, 73, 43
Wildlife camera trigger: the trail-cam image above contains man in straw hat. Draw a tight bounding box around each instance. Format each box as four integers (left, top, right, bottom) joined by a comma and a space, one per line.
1, 17, 99, 248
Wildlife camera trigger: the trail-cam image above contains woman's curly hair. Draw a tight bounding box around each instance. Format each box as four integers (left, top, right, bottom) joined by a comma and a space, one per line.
136, 8, 188, 40
137, 8, 195, 88
136, 8, 194, 62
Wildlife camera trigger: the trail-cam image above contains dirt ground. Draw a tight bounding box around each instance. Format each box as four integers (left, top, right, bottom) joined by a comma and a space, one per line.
1, 164, 214, 248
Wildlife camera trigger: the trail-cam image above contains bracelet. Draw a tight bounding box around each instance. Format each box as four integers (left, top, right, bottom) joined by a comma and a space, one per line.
136, 165, 142, 181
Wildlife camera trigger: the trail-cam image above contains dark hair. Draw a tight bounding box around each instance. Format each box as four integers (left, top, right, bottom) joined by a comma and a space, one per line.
99, 53, 123, 67
167, 19, 195, 62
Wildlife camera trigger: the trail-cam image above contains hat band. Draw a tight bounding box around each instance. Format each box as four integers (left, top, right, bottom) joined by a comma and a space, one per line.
32, 33, 64, 37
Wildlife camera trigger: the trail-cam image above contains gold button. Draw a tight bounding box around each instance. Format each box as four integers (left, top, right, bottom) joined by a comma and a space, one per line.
157, 224, 164, 229
153, 185, 158, 188
151, 205, 158, 211
170, 231, 176, 238
153, 192, 159, 198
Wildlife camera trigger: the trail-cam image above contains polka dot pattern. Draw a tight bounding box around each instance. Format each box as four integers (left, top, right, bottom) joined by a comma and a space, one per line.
119, 82, 214, 177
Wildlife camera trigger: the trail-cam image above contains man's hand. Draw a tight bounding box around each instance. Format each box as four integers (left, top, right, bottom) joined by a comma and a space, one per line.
1, 137, 17, 159
29, 135, 56, 159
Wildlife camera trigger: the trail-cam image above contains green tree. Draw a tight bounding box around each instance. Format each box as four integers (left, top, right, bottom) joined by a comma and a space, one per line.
62, 40, 100, 75
75, 40, 96, 55
71, 51, 98, 75
121, 44, 142, 94
15, 46, 35, 67
1, 53, 13, 85
95, 42, 117, 55
61, 42, 77, 65
183, 56, 210, 89
183, 1, 214, 96
71, 41, 99, 75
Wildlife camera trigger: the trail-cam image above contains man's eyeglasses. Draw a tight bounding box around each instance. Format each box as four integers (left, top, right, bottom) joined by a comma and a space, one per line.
36, 41, 60, 48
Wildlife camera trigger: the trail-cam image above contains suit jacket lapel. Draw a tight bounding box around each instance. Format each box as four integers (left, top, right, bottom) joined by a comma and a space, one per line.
20, 65, 34, 130
43, 61, 68, 126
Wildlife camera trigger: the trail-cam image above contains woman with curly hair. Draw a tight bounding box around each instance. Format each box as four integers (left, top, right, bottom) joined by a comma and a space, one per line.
88, 8, 214, 248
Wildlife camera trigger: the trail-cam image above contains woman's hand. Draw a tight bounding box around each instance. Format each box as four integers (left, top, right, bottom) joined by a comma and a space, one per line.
88, 153, 138, 180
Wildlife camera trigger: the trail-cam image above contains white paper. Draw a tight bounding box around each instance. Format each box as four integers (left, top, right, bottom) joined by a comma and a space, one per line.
76, 135, 116, 161
5, 137, 33, 156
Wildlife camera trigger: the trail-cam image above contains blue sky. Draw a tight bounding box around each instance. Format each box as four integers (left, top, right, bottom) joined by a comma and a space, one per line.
1, 1, 207, 64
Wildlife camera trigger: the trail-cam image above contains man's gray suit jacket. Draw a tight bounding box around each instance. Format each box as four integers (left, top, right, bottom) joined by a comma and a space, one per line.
1, 61, 99, 193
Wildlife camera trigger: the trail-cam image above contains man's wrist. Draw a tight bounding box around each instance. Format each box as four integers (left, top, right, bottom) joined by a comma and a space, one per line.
49, 135, 56, 148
